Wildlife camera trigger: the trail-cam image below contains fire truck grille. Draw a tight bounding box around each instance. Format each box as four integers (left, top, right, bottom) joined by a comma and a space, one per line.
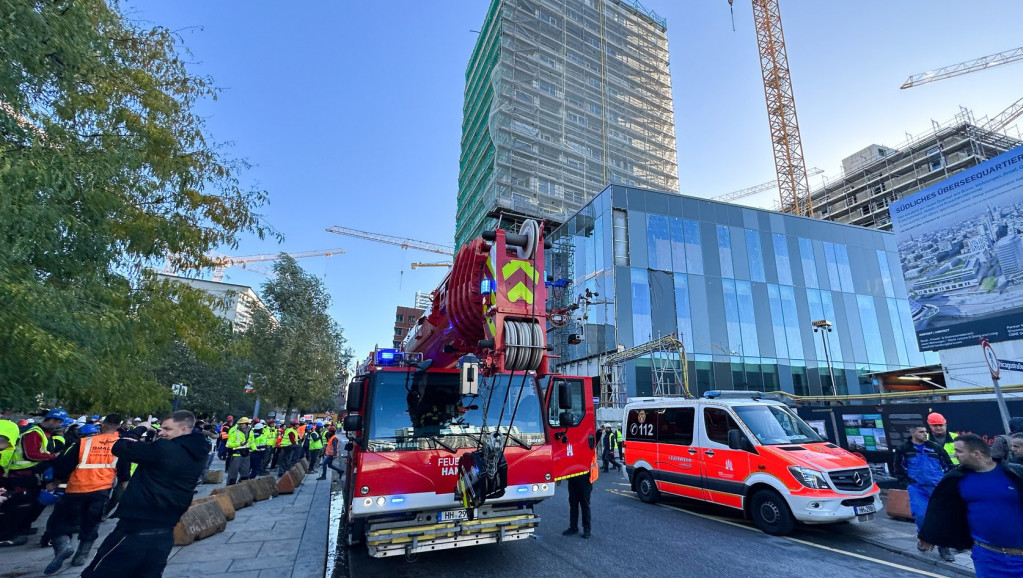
828, 467, 872, 492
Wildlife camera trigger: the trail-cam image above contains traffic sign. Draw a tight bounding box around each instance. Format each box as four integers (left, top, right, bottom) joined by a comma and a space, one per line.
981, 338, 1000, 380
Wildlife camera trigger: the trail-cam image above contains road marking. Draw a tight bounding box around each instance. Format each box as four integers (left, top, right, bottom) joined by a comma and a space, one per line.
607, 489, 944, 578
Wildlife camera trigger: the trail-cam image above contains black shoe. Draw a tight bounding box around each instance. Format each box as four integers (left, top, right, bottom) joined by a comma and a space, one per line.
0, 536, 28, 547
562, 527, 578, 536
939, 547, 955, 562
582, 530, 591, 539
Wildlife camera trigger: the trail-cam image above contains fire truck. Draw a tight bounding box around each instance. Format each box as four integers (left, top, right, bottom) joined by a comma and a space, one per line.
340, 220, 596, 559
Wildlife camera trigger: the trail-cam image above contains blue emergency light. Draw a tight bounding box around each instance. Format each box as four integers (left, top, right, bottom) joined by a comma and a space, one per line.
480, 279, 495, 294
375, 348, 404, 366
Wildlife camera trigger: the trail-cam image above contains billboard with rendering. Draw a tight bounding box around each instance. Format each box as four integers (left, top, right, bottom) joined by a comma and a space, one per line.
889, 144, 1023, 351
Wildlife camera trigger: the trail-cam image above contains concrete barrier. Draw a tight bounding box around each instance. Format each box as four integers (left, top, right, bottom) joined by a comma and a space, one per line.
174, 500, 227, 546
203, 469, 223, 484
211, 483, 255, 510
256, 475, 279, 498
277, 470, 297, 494
885, 489, 913, 521
299, 458, 309, 471
244, 478, 271, 502
289, 464, 304, 486
192, 493, 236, 521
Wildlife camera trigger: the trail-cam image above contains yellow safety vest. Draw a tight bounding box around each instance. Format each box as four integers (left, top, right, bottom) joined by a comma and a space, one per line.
8, 425, 50, 471
280, 427, 297, 447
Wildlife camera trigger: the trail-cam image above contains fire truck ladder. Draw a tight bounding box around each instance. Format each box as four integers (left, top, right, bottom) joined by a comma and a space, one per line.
600, 334, 691, 408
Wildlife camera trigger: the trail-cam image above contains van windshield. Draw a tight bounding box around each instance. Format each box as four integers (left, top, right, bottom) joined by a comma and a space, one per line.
366, 371, 546, 452
733, 405, 823, 445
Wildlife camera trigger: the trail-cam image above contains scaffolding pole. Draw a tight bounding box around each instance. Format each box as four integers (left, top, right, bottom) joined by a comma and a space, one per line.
600, 334, 690, 408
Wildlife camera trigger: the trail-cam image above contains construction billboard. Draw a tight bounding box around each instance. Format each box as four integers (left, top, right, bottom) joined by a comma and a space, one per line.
889, 144, 1023, 350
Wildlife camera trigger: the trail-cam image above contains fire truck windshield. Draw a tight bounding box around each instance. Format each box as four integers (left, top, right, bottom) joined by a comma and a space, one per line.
366, 372, 546, 452
733, 405, 824, 445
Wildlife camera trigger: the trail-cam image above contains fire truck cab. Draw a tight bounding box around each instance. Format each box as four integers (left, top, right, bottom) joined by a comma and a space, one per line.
341, 349, 595, 558
623, 391, 881, 535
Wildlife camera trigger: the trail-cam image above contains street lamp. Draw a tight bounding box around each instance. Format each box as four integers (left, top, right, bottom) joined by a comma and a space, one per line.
812, 319, 838, 397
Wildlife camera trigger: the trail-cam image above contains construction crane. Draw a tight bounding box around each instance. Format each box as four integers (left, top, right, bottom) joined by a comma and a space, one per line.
712, 167, 823, 203
210, 248, 346, 281
729, 0, 813, 217
410, 261, 452, 270
325, 226, 454, 257
901, 46, 1023, 89
984, 95, 1023, 134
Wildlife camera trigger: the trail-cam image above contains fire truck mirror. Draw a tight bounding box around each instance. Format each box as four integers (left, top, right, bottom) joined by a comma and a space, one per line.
459, 355, 480, 396
342, 414, 362, 433
345, 381, 363, 412
557, 381, 574, 410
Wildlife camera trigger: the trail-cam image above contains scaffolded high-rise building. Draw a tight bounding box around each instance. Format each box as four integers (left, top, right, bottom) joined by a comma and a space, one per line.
456, 0, 679, 248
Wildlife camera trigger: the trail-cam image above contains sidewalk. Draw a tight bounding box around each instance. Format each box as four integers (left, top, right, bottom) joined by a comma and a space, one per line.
835, 491, 975, 577
0, 459, 332, 578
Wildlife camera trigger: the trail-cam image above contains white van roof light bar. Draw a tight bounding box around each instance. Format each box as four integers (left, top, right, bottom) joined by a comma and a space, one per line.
703, 390, 764, 400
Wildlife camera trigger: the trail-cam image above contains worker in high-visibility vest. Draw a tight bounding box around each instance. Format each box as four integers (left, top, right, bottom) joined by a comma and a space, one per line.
43, 415, 128, 573
225, 417, 255, 485
277, 420, 300, 477
217, 416, 233, 461
247, 422, 268, 479
305, 425, 323, 471
563, 454, 598, 539
4, 410, 66, 542
317, 426, 345, 480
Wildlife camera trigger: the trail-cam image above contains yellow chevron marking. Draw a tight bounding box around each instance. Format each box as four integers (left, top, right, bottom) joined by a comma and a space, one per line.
506, 282, 533, 304
502, 260, 539, 283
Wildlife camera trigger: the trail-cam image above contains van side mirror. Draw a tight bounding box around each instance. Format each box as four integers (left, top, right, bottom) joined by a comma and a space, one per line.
345, 382, 363, 412
557, 381, 573, 410
728, 428, 750, 451
342, 414, 362, 433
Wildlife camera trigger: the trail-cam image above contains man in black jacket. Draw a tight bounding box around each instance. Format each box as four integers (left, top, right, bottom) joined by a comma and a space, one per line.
81, 410, 209, 577
919, 433, 1023, 577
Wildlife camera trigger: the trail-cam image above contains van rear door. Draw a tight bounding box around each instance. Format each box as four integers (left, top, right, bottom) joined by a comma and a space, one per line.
697, 406, 752, 509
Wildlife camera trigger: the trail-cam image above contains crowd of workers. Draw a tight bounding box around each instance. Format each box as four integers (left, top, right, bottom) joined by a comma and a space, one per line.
893, 411, 1023, 577
0, 408, 346, 575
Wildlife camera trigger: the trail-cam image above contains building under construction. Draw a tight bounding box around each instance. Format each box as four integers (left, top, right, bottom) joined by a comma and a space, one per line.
456, 0, 679, 248
810, 111, 1021, 230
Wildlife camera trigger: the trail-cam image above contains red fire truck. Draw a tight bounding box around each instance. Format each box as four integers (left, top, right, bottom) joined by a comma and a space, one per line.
341, 221, 596, 558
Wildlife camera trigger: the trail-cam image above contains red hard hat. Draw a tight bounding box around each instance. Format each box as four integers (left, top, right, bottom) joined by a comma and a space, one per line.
18, 419, 28, 427
927, 412, 946, 425
253, 418, 261, 424
290, 419, 299, 425
328, 426, 337, 433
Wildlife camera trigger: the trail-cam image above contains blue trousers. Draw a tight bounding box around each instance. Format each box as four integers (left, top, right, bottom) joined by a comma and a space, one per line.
972, 545, 1023, 578
908, 484, 935, 534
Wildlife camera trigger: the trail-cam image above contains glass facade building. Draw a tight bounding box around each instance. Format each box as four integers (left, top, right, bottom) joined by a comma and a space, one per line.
547, 185, 938, 398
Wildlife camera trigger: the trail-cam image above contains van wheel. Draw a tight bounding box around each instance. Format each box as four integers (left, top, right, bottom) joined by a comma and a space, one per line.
636, 471, 659, 504
750, 490, 795, 536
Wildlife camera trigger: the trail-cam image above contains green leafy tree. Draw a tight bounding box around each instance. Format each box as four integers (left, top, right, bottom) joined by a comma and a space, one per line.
0, 1, 275, 413
244, 256, 353, 416
152, 336, 255, 421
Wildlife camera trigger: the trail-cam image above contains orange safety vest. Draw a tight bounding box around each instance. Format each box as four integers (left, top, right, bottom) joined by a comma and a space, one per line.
297, 424, 307, 439
588, 455, 599, 483
324, 435, 337, 457
66, 433, 119, 494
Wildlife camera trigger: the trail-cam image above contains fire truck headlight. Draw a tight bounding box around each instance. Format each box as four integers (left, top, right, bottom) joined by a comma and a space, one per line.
545, 473, 551, 481
376, 497, 386, 507
541, 484, 549, 491
531, 484, 539, 492
360, 486, 370, 496
363, 498, 372, 507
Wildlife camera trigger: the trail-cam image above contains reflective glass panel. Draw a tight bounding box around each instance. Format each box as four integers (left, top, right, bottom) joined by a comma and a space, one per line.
674, 273, 694, 353
835, 244, 855, 293
717, 225, 734, 278
856, 295, 886, 365
820, 291, 844, 363
823, 242, 841, 292
780, 285, 804, 360
877, 250, 895, 298
647, 214, 672, 272
887, 297, 910, 366
746, 229, 765, 282
631, 268, 652, 344
767, 285, 789, 359
736, 280, 760, 357
798, 238, 818, 289
669, 217, 686, 272
722, 280, 743, 357
684, 220, 704, 275
773, 234, 793, 286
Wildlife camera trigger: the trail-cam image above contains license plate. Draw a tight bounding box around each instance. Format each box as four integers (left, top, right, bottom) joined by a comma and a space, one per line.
439, 509, 468, 522
854, 504, 876, 515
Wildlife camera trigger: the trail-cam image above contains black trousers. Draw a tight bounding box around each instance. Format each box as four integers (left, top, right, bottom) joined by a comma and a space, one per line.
567, 475, 592, 531
46, 490, 108, 542
81, 523, 173, 578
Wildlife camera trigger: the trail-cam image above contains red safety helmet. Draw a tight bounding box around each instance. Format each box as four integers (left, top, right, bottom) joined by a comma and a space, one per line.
290, 419, 300, 425
253, 418, 261, 424
927, 412, 946, 425
17, 419, 28, 427
328, 426, 337, 433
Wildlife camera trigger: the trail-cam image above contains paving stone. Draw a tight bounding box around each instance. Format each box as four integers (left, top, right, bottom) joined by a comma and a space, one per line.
260, 538, 301, 557
228, 554, 299, 571
170, 539, 263, 563
162, 558, 232, 576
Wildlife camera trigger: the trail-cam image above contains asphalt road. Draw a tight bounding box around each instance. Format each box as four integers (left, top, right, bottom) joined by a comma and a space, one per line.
344, 473, 959, 578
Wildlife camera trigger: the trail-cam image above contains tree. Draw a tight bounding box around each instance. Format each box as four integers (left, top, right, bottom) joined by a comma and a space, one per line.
151, 337, 255, 421
244, 256, 353, 415
0, 1, 275, 412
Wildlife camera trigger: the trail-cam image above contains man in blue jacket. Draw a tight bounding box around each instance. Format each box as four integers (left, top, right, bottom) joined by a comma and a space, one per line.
893, 422, 954, 561
919, 434, 1023, 578
81, 410, 209, 577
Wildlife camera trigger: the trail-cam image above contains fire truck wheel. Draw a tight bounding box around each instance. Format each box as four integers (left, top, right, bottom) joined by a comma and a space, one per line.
750, 489, 795, 536
635, 471, 659, 504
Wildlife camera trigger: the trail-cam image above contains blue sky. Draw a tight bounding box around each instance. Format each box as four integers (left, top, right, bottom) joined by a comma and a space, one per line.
126, 1, 1023, 362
